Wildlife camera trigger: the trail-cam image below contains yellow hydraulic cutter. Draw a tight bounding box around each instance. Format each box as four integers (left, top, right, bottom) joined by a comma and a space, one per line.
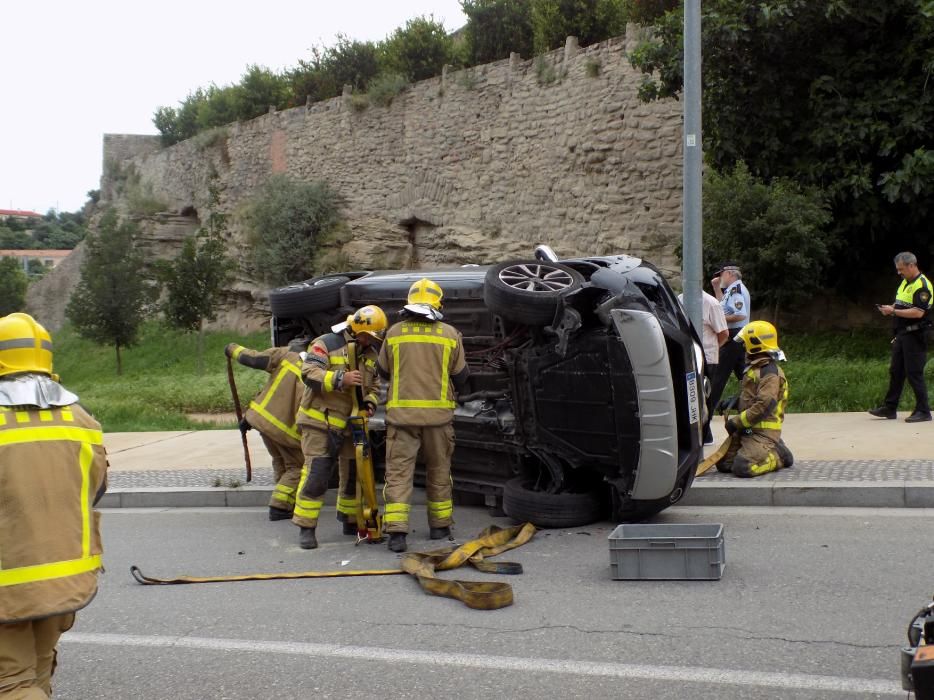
347, 341, 383, 544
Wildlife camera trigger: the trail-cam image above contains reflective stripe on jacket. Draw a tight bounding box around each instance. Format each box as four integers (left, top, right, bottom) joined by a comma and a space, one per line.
0, 402, 108, 622
737, 356, 787, 436
232, 345, 303, 447
297, 332, 379, 433
377, 320, 468, 426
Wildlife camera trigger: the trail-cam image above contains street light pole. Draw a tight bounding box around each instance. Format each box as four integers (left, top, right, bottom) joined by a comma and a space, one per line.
682, 0, 703, 336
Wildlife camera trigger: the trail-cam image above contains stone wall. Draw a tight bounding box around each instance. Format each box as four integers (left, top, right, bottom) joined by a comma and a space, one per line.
75, 29, 685, 331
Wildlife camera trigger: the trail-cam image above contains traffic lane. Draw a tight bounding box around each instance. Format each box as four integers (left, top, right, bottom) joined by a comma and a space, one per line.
54, 639, 898, 700
72, 506, 931, 686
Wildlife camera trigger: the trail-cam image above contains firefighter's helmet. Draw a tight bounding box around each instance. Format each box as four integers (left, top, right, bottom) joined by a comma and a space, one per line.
407, 278, 443, 310
735, 320, 780, 355
348, 305, 388, 341
0, 313, 54, 378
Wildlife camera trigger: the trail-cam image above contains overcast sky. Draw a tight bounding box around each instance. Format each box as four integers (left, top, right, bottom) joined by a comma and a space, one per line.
0, 0, 466, 214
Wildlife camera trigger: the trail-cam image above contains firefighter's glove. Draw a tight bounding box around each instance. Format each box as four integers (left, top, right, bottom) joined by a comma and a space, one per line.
238, 417, 252, 435
224, 343, 238, 358
363, 400, 376, 417
717, 395, 739, 415
725, 418, 740, 436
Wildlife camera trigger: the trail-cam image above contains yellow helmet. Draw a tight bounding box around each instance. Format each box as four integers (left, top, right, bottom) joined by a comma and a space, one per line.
735, 320, 780, 355
0, 313, 53, 378
348, 305, 388, 341
407, 278, 443, 310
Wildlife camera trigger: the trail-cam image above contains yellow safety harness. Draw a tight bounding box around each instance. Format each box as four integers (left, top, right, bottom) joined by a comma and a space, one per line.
129, 523, 535, 610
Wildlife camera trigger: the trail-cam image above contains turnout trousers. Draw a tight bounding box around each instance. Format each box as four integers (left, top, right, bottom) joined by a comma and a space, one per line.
715, 431, 789, 478
882, 331, 930, 414
291, 427, 357, 530
0, 613, 75, 699
383, 423, 455, 534
260, 432, 304, 514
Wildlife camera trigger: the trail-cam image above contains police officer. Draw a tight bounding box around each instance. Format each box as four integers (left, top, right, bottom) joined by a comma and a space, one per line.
292, 306, 386, 549
0, 313, 108, 697
377, 278, 470, 553
225, 338, 307, 521
707, 262, 751, 422
714, 320, 794, 478
869, 251, 933, 423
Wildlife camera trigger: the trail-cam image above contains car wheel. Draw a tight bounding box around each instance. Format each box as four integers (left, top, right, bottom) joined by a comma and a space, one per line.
502, 477, 604, 528
484, 260, 585, 326
268, 276, 350, 317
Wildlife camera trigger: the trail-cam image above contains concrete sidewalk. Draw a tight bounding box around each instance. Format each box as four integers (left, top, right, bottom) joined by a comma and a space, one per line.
100, 412, 934, 510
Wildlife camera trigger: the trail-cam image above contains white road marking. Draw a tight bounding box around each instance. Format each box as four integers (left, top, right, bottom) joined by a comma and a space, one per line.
63, 632, 901, 695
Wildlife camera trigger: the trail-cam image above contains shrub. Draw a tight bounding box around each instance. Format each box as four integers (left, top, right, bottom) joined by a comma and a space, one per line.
367, 73, 409, 107
379, 16, 453, 82
0, 257, 27, 315
461, 0, 535, 64
242, 175, 344, 285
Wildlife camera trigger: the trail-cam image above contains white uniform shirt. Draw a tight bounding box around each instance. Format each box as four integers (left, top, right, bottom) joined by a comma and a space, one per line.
721, 281, 751, 330
679, 292, 729, 364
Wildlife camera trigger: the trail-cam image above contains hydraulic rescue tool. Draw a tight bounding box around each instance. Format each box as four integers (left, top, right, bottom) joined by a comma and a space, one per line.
346, 341, 382, 544
902, 595, 934, 698
130, 523, 536, 610
226, 354, 252, 483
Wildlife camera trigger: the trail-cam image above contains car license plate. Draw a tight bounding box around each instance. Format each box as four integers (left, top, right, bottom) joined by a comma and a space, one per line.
685, 371, 700, 425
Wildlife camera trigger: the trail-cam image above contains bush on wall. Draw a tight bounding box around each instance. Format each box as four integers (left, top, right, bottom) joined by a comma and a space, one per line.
241, 175, 344, 286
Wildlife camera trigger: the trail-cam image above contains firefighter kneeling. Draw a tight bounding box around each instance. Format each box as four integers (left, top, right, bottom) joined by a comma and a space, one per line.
714, 320, 794, 478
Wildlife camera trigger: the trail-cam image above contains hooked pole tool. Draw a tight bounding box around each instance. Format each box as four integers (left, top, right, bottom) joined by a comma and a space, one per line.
347, 341, 382, 543
226, 355, 253, 483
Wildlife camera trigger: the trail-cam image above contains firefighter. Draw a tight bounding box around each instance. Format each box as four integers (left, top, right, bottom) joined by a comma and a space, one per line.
0, 313, 108, 697
292, 305, 386, 549
225, 337, 308, 521
714, 320, 794, 478
377, 278, 470, 553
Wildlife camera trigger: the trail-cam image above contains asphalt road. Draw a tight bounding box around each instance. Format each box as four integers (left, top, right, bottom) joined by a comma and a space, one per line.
55, 505, 934, 699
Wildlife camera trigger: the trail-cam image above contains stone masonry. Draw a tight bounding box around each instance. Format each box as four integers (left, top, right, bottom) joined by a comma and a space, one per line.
34, 28, 684, 331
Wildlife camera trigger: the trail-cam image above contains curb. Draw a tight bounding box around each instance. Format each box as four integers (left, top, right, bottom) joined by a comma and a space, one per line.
99, 481, 934, 510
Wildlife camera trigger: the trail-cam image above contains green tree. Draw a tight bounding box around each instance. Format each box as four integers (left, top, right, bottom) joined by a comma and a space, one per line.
630, 0, 934, 283
380, 16, 454, 82
242, 174, 343, 285
232, 64, 290, 120
530, 0, 627, 53
66, 210, 151, 374
461, 0, 534, 63
159, 195, 234, 373
702, 162, 833, 321
0, 227, 32, 249
0, 258, 28, 315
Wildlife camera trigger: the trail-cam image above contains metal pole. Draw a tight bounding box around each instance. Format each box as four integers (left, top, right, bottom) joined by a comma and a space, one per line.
682, 0, 703, 336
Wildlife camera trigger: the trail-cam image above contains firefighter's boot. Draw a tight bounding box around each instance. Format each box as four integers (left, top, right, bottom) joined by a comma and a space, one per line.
429, 526, 451, 540
776, 439, 794, 469
299, 527, 318, 550
342, 521, 358, 536
388, 533, 407, 553
268, 507, 292, 522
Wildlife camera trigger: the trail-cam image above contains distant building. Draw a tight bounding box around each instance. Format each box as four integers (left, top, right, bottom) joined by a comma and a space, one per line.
0, 209, 43, 222
0, 249, 71, 271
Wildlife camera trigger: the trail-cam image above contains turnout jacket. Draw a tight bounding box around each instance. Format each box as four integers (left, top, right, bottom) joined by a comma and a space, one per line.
377, 318, 469, 427
736, 355, 788, 441
229, 344, 303, 448
0, 390, 108, 622
297, 332, 379, 433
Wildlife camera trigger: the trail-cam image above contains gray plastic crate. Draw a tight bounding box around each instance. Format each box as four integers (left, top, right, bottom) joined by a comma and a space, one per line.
608, 523, 725, 580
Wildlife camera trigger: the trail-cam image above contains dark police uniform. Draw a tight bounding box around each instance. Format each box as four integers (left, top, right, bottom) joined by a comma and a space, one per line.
881, 273, 933, 416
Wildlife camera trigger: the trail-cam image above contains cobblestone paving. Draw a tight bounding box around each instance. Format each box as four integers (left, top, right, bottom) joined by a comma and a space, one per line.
697, 459, 934, 482
107, 460, 934, 489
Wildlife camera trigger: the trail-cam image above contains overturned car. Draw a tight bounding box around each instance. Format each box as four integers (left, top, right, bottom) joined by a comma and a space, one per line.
269, 247, 704, 527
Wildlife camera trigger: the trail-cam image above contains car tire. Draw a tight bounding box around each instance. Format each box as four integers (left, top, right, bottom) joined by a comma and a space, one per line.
484, 260, 585, 326
502, 477, 604, 528
268, 276, 350, 317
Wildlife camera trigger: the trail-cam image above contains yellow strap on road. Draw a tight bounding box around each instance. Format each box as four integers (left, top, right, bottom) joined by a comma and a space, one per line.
129, 523, 536, 610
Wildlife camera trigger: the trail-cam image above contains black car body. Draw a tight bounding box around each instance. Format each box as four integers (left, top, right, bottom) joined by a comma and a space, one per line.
269, 249, 704, 527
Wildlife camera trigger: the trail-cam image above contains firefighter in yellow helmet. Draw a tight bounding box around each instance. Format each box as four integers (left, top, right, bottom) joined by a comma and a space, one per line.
0, 314, 108, 696
714, 320, 794, 478
377, 278, 470, 553
225, 336, 308, 521
292, 305, 387, 549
